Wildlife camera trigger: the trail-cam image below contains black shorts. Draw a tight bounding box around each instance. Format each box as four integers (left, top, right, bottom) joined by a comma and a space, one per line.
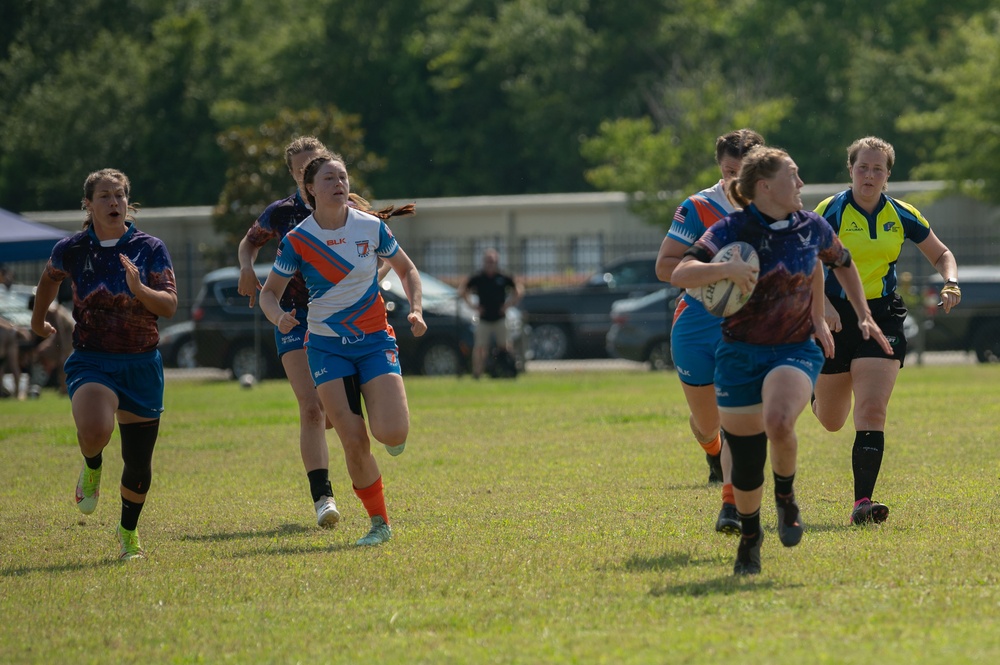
820, 294, 907, 374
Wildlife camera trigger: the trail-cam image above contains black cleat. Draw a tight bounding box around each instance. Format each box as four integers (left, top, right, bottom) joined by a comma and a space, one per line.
850, 498, 889, 525
775, 497, 803, 547
706, 452, 724, 484
734, 531, 763, 576
715, 502, 740, 535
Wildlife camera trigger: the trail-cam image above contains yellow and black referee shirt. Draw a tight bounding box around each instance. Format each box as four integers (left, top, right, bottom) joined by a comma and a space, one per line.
815, 189, 931, 300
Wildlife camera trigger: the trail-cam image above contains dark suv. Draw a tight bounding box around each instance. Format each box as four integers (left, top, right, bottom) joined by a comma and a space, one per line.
191, 265, 475, 379
519, 253, 662, 360
912, 266, 1000, 362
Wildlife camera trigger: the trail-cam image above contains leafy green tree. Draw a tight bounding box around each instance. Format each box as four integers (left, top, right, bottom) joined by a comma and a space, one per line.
897, 10, 1000, 203
212, 106, 386, 253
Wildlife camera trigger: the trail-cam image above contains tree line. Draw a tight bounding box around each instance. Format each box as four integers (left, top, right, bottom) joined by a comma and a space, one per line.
1, 0, 997, 240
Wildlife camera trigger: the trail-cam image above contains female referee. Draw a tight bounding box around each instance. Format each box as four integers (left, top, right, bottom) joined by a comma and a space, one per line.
812, 136, 961, 526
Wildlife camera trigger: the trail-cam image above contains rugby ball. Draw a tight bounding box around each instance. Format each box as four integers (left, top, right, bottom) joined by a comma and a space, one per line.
700, 241, 759, 317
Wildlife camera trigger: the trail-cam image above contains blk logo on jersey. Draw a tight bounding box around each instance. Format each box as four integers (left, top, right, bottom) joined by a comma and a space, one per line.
327, 238, 346, 246
356, 240, 371, 257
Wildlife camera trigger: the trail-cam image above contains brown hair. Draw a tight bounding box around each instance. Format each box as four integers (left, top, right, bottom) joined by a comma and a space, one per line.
847, 136, 894, 191
726, 146, 790, 208
301, 153, 415, 219
81, 168, 137, 229
715, 129, 765, 164
284, 136, 328, 172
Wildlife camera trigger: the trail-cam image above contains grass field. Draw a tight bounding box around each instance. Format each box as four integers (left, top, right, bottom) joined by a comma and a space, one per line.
1, 364, 999, 664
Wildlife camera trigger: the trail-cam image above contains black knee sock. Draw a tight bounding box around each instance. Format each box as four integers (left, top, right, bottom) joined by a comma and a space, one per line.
85, 452, 103, 470
853, 430, 885, 502
737, 508, 761, 539
120, 497, 144, 531
774, 472, 795, 502
307, 469, 333, 502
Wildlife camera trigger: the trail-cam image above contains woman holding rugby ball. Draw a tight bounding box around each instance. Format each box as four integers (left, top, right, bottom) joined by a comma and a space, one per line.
671, 146, 890, 575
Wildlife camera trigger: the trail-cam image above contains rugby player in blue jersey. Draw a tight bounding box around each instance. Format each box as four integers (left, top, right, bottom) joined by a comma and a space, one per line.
31, 169, 178, 560
672, 147, 891, 575
655, 129, 764, 535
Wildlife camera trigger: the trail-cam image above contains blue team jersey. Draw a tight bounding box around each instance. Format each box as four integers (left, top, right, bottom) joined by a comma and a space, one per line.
46, 223, 176, 354
273, 207, 399, 338
245, 191, 313, 311
691, 206, 848, 345
815, 189, 931, 300
667, 180, 735, 318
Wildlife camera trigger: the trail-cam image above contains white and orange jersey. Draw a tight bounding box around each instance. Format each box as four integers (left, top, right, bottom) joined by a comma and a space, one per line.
272, 207, 400, 338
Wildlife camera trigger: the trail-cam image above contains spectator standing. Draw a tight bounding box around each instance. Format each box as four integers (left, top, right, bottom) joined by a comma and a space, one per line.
460, 248, 523, 379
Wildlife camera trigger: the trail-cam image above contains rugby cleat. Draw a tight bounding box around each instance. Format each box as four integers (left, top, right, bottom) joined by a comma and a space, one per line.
315, 495, 341, 528
116, 524, 145, 560
715, 502, 741, 535
775, 496, 803, 547
355, 515, 392, 546
733, 531, 763, 576
706, 452, 724, 484
850, 498, 889, 526
75, 463, 102, 515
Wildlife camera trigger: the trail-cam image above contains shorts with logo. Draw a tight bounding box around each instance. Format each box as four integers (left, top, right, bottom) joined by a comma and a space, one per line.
306, 329, 401, 387
820, 294, 907, 373
671, 297, 723, 386
275, 319, 308, 356
64, 349, 165, 418
715, 339, 825, 411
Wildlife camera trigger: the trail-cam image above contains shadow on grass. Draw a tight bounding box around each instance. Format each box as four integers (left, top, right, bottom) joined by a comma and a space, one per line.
2, 558, 122, 577
649, 576, 780, 597
177, 523, 312, 542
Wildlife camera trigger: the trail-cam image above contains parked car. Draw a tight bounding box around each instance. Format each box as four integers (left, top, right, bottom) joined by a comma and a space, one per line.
912, 266, 1000, 362
606, 286, 683, 370
519, 252, 663, 360
158, 320, 197, 369
192, 265, 476, 379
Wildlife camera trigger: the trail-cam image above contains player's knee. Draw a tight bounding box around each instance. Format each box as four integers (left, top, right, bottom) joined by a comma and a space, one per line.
725, 430, 768, 491
299, 399, 325, 427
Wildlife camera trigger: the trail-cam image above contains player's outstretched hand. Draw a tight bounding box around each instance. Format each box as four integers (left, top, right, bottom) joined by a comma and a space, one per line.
408, 311, 427, 337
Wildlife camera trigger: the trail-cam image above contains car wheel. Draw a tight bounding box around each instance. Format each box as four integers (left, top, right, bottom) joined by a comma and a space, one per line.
175, 336, 198, 369
229, 343, 272, 379
529, 323, 570, 360
418, 340, 462, 376
646, 340, 673, 371
972, 322, 1000, 363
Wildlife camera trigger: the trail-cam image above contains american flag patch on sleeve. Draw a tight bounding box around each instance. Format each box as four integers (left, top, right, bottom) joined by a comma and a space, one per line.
672, 206, 687, 224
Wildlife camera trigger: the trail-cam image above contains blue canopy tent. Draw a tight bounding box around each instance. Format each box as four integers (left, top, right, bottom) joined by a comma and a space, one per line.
0, 208, 70, 262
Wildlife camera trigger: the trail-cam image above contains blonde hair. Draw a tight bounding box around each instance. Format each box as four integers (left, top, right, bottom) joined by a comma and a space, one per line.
726, 146, 789, 209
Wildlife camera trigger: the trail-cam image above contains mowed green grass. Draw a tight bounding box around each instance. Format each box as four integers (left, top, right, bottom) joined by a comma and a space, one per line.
1, 364, 999, 664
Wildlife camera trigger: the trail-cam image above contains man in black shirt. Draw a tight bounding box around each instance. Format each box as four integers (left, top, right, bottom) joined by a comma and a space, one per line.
459, 248, 523, 378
